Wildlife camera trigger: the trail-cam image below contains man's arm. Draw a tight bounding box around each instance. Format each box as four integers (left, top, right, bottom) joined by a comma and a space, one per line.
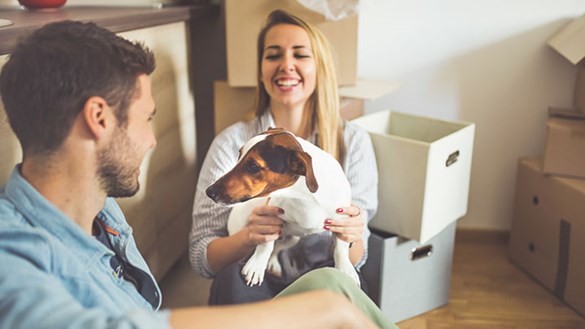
170, 290, 379, 329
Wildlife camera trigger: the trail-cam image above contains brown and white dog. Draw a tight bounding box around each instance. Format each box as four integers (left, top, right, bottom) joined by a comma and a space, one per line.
206, 128, 359, 286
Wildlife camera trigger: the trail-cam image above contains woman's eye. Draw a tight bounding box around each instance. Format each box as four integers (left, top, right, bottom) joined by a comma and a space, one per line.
265, 54, 280, 60
246, 161, 262, 174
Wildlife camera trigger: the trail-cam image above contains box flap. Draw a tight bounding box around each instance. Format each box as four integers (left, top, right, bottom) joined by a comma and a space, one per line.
548, 107, 585, 120
339, 80, 401, 100
548, 14, 585, 65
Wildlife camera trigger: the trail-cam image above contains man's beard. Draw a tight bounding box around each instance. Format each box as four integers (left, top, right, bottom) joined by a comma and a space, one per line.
96, 128, 140, 198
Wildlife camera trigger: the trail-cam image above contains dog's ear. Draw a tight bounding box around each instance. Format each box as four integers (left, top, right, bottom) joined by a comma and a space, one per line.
289, 151, 319, 193
266, 127, 286, 135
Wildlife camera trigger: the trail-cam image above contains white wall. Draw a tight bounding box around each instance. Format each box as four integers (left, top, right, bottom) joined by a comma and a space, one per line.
357, 0, 585, 230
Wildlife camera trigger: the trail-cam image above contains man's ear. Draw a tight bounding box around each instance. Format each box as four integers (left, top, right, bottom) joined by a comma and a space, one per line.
82, 96, 110, 139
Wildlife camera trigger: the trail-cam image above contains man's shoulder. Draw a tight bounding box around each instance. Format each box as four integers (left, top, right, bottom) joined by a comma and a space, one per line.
0, 199, 51, 265
0, 194, 27, 227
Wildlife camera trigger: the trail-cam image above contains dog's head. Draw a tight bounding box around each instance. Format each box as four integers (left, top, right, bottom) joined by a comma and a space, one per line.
206, 128, 318, 205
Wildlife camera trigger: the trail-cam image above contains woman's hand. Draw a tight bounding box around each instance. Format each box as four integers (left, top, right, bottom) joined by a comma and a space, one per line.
244, 201, 284, 246
323, 205, 365, 245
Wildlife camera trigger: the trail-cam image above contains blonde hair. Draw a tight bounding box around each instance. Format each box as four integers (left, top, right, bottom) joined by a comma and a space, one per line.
255, 9, 346, 164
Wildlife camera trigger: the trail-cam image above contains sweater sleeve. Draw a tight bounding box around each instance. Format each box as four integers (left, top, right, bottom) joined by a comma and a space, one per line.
343, 122, 379, 269
188, 124, 247, 278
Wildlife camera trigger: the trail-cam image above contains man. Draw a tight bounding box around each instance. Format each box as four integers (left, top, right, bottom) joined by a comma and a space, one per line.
0, 20, 395, 329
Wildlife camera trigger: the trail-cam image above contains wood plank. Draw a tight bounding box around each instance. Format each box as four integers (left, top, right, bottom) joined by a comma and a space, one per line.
397, 240, 585, 328
0, 5, 215, 55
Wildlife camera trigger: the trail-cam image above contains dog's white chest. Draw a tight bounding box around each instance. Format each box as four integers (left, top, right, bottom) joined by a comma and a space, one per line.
272, 197, 330, 235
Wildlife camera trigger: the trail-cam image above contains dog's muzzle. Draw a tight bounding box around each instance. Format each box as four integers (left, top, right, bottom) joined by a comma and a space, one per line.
206, 184, 251, 205
205, 184, 223, 203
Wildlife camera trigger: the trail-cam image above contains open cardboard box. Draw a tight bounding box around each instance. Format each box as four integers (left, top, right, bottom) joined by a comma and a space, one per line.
352, 111, 475, 243
225, 0, 358, 87
548, 14, 585, 112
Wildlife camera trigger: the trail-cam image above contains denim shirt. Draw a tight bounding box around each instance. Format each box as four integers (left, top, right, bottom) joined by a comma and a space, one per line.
0, 167, 170, 329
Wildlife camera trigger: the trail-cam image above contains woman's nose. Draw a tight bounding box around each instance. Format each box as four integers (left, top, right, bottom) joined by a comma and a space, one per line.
280, 62, 295, 72
279, 56, 295, 72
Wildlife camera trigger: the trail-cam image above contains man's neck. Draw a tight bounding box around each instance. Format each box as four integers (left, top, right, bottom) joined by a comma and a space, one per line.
20, 157, 105, 236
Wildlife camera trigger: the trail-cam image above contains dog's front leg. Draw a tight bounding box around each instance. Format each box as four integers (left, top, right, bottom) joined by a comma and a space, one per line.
267, 235, 301, 277
333, 237, 361, 286
241, 240, 275, 286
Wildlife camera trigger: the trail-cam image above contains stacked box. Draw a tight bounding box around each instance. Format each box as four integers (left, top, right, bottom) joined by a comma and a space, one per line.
546, 14, 585, 178
352, 110, 475, 243
362, 222, 456, 323
509, 157, 585, 317
542, 110, 585, 178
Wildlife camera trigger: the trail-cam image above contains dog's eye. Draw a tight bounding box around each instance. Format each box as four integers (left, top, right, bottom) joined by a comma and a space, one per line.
246, 161, 262, 174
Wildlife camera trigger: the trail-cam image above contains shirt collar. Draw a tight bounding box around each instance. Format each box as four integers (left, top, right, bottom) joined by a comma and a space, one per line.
258, 110, 319, 144
4, 165, 121, 261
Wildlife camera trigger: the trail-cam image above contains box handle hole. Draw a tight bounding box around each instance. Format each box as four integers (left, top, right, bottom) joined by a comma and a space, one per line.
411, 245, 433, 261
445, 150, 460, 167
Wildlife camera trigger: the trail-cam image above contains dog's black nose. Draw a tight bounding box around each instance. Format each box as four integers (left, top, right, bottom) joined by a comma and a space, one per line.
206, 185, 219, 201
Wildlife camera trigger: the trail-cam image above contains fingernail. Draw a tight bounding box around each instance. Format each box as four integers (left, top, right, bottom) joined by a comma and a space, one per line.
279, 208, 285, 214
323, 225, 330, 230
336, 208, 343, 213
324, 219, 332, 225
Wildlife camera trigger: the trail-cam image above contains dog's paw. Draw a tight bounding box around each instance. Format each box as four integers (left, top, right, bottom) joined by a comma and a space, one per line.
241, 259, 267, 286
267, 256, 283, 277
336, 262, 361, 287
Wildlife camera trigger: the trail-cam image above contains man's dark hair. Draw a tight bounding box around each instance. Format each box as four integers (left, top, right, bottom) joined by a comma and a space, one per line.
0, 20, 156, 156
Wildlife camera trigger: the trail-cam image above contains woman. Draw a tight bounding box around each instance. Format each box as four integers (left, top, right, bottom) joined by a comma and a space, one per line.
189, 9, 378, 305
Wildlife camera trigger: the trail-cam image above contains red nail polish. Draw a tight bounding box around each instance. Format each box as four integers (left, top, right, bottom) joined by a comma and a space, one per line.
336, 208, 343, 213
324, 219, 332, 224
323, 225, 330, 230
279, 208, 285, 214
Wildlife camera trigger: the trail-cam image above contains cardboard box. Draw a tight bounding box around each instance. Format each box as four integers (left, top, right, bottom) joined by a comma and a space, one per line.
509, 157, 585, 317
362, 221, 456, 323
213, 80, 400, 134
352, 111, 475, 243
548, 14, 585, 112
213, 81, 256, 135
542, 116, 585, 178
225, 0, 357, 87
338, 80, 401, 120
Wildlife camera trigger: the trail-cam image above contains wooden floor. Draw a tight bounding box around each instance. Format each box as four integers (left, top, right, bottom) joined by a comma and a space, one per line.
160, 236, 585, 328
396, 238, 585, 329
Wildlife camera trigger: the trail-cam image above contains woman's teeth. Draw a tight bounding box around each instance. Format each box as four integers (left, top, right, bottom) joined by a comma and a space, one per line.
276, 79, 299, 87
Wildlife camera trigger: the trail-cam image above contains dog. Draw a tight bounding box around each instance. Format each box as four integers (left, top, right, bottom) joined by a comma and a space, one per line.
205, 127, 360, 287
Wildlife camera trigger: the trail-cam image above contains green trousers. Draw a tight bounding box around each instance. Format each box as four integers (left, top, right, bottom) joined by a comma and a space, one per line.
276, 268, 398, 329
